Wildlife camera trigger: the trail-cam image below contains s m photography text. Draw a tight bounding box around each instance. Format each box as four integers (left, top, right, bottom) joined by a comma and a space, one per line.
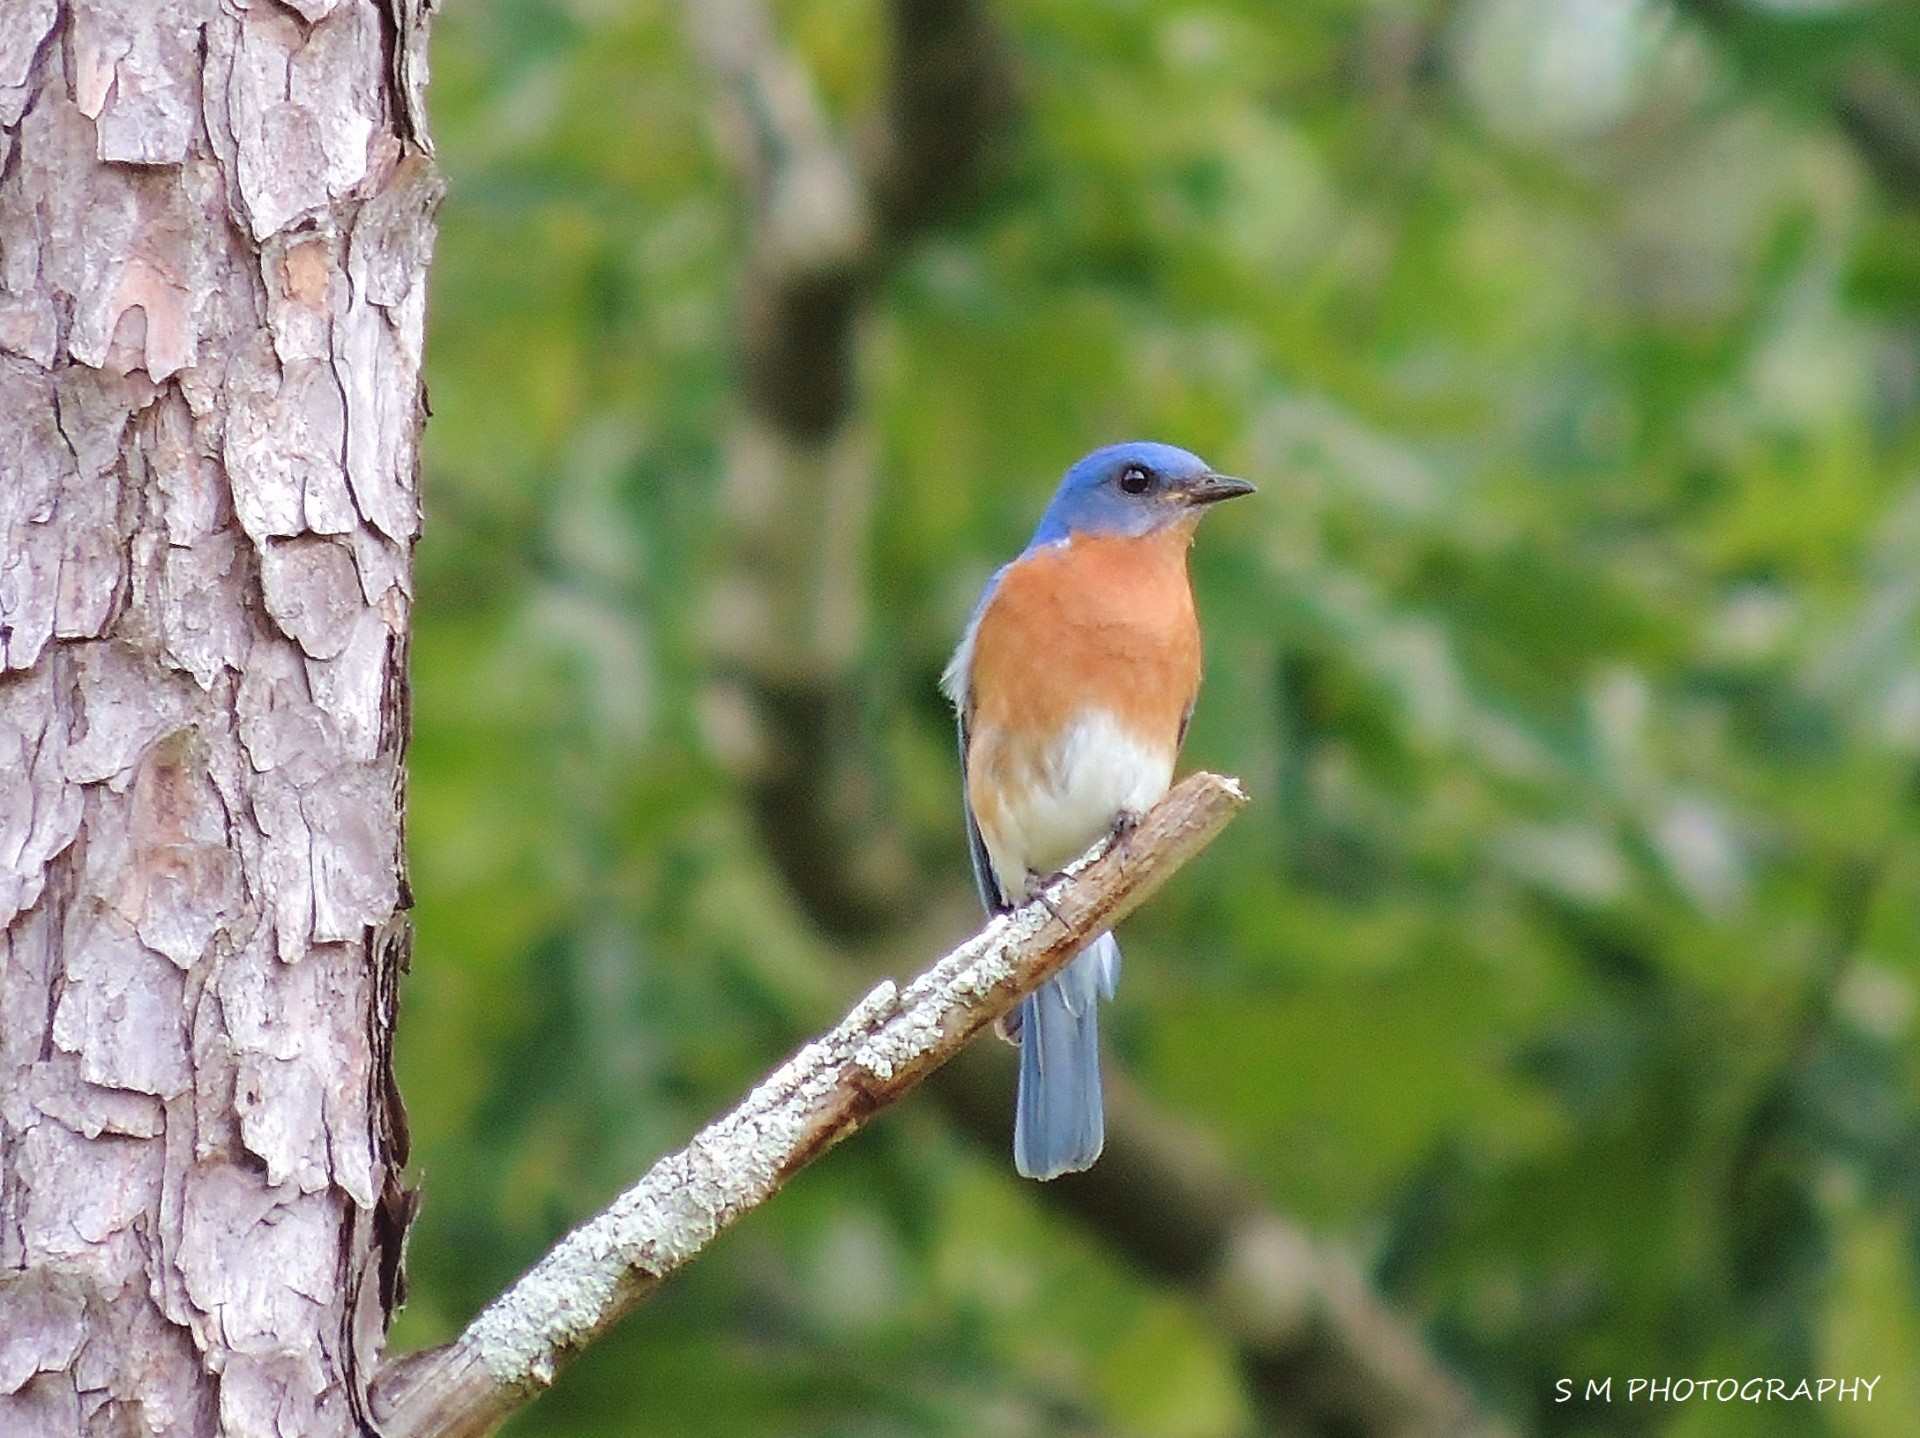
1556, 1376, 1881, 1404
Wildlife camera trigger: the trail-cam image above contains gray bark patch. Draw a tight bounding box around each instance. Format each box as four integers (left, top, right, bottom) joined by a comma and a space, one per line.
1, 1, 434, 1430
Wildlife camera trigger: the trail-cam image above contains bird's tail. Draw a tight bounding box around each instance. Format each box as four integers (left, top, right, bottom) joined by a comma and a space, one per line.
1012, 932, 1120, 1180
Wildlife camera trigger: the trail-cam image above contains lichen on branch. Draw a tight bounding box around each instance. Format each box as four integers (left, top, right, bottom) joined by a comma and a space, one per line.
369, 772, 1247, 1438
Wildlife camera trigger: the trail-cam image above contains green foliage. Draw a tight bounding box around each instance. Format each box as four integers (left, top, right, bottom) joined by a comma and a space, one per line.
400, 1, 1920, 1433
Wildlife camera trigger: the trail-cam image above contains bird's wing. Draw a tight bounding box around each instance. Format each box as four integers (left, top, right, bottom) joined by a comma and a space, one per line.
944, 562, 1013, 915
957, 710, 1007, 915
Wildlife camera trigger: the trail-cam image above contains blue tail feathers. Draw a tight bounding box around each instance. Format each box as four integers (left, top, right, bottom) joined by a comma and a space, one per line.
1012, 933, 1118, 1180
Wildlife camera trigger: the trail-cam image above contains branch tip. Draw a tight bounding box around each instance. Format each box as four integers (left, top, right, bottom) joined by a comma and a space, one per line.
369, 772, 1247, 1438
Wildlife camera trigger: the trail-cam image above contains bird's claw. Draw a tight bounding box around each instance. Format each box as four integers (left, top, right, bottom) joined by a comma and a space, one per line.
1023, 871, 1069, 926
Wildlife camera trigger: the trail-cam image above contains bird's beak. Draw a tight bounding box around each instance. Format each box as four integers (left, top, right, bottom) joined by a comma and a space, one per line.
1183, 473, 1256, 506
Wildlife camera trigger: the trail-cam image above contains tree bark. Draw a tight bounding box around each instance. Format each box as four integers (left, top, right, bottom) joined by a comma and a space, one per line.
0, 2, 436, 1435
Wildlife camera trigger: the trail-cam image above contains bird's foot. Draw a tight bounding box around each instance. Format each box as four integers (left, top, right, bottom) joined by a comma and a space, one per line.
1022, 871, 1069, 926
1110, 807, 1143, 860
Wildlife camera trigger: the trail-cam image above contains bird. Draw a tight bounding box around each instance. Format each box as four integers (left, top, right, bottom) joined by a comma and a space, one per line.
941, 441, 1254, 1179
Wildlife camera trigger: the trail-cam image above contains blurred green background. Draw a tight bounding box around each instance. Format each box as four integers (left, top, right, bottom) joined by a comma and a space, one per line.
392, 1, 1920, 1434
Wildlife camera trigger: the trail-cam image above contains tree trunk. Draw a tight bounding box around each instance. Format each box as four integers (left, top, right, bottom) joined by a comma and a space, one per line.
0, 2, 436, 1434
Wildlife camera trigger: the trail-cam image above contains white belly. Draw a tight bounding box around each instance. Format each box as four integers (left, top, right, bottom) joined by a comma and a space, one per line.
981, 708, 1174, 894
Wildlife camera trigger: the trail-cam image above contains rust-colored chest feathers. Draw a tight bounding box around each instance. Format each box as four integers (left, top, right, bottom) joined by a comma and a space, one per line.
967, 523, 1203, 752
959, 522, 1205, 888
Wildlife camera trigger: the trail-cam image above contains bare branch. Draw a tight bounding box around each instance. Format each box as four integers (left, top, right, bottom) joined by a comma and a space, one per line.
681, 10, 1507, 1433
369, 774, 1249, 1438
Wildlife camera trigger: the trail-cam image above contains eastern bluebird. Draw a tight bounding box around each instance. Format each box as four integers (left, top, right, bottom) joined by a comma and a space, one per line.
942, 441, 1254, 1179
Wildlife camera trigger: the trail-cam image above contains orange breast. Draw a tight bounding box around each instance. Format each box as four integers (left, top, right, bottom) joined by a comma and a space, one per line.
965, 523, 1203, 780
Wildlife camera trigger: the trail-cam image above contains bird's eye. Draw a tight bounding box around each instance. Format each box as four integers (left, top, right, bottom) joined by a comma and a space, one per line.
1119, 464, 1152, 494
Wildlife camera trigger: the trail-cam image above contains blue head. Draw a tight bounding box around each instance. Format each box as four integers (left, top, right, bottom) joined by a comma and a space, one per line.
1028, 441, 1255, 548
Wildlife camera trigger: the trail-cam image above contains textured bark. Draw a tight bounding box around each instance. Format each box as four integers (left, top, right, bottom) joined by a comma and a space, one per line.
0, 2, 436, 1435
